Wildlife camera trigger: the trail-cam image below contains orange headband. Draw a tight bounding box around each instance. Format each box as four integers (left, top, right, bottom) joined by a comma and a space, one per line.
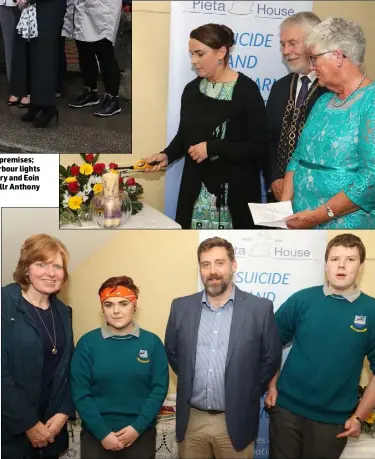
99, 286, 137, 305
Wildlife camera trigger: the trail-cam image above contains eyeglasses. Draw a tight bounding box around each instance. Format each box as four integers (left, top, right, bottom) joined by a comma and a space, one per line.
309, 50, 346, 67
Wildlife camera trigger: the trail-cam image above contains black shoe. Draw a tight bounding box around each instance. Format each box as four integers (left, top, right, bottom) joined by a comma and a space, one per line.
94, 93, 121, 117
69, 88, 99, 108
32, 106, 59, 128
20, 104, 41, 122
18, 102, 31, 109
7, 97, 21, 106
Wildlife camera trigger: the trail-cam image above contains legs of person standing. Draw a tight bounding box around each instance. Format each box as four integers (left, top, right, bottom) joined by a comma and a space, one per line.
56, 36, 67, 96
0, 6, 17, 84
179, 408, 254, 459
123, 426, 156, 459
69, 40, 100, 108
269, 404, 347, 459
302, 418, 347, 459
9, 30, 31, 106
269, 404, 303, 459
23, 0, 66, 127
81, 427, 156, 459
93, 38, 121, 117
29, 452, 59, 459
81, 429, 115, 459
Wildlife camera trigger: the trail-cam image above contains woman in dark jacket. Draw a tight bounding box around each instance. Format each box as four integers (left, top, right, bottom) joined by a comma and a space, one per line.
10, 0, 67, 127
145, 23, 268, 229
2, 233, 75, 459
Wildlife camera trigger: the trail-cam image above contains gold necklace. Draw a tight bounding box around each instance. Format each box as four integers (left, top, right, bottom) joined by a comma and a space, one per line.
25, 292, 58, 355
276, 73, 319, 175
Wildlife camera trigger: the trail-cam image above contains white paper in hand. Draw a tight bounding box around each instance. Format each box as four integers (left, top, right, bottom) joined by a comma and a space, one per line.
248, 201, 294, 229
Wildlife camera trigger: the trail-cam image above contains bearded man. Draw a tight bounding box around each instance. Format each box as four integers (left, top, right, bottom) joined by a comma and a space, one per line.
165, 236, 281, 459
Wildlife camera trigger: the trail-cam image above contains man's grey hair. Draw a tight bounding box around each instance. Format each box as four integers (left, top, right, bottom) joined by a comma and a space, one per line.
280, 11, 321, 35
305, 16, 366, 66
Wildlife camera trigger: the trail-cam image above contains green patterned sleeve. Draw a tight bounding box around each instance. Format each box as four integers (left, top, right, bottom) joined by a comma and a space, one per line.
286, 141, 302, 173
343, 103, 375, 212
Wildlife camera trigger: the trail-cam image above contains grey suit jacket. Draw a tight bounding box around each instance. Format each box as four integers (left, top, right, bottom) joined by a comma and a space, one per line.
165, 285, 282, 451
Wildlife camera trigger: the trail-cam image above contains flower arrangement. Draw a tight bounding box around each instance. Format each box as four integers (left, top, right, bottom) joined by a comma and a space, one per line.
59, 154, 143, 226
358, 385, 375, 437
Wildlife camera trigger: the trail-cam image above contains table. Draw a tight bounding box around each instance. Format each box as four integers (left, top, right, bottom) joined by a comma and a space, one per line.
156, 417, 179, 459
340, 434, 375, 458
60, 203, 181, 229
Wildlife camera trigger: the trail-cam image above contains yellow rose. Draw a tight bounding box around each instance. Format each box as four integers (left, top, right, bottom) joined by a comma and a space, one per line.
64, 177, 77, 183
366, 413, 375, 424
68, 196, 83, 211
109, 169, 119, 174
93, 183, 103, 194
79, 164, 94, 176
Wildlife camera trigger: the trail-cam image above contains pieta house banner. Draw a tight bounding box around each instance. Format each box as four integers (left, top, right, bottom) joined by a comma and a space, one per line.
197, 229, 328, 457
165, 0, 312, 219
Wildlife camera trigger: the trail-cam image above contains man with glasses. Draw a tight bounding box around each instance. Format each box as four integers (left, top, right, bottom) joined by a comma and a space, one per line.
264, 12, 327, 202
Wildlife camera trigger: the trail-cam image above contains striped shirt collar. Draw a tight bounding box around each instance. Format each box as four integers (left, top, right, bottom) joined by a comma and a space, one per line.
101, 323, 140, 339
202, 285, 235, 310
323, 283, 361, 303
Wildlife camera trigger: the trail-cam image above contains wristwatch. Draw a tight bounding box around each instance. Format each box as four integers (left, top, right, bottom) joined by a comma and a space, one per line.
355, 416, 364, 425
324, 203, 335, 218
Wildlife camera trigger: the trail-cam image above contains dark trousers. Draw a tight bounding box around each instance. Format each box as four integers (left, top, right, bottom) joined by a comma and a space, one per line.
0, 6, 18, 82
81, 427, 156, 459
269, 404, 347, 459
10, 0, 66, 106
75, 38, 121, 96
57, 36, 67, 93
29, 453, 59, 459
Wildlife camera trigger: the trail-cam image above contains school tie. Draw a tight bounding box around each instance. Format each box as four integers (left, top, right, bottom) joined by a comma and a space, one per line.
296, 76, 310, 108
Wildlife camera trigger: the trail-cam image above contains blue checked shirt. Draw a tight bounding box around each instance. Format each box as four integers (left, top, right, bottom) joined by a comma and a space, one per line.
190, 286, 235, 411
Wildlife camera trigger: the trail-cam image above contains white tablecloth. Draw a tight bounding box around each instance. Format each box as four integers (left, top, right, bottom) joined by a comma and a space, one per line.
60, 203, 181, 229
156, 417, 178, 459
340, 434, 375, 458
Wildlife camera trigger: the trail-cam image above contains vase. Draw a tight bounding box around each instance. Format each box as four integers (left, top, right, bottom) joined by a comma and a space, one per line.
90, 190, 132, 228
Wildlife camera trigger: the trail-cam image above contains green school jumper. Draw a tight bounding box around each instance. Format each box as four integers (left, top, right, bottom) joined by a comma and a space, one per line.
275, 286, 375, 424
71, 327, 169, 441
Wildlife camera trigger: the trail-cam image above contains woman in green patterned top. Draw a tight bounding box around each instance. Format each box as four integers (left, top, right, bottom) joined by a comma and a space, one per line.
282, 17, 375, 229
145, 24, 268, 229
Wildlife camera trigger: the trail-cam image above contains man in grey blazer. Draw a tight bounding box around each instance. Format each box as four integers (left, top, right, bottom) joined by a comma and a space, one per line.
165, 236, 281, 458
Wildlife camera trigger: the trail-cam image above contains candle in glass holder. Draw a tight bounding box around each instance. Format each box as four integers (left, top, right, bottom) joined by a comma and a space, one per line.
102, 173, 121, 228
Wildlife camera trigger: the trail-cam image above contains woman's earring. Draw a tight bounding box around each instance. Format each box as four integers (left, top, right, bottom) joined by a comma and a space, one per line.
134, 308, 137, 314
218, 59, 223, 65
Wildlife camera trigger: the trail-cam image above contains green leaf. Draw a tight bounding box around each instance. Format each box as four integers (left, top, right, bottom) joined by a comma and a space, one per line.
93, 154, 100, 165
59, 165, 69, 178
80, 153, 87, 163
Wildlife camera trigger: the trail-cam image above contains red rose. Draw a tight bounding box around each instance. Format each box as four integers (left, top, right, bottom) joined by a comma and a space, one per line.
85, 153, 95, 163
67, 181, 80, 193
119, 176, 124, 184
93, 163, 106, 175
70, 165, 80, 176
109, 162, 118, 170
126, 177, 136, 186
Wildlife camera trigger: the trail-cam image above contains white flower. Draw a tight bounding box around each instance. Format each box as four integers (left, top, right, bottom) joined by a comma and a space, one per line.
83, 183, 92, 195
62, 191, 70, 208
77, 191, 89, 203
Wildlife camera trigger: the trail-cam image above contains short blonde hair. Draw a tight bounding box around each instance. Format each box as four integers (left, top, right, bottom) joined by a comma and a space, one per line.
13, 234, 69, 289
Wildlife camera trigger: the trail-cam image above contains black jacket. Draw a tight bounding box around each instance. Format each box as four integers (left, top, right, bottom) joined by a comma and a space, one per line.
264, 73, 328, 187
164, 72, 268, 229
1, 283, 75, 459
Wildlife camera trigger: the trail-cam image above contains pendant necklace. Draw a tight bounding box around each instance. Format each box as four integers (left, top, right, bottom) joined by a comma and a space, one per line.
26, 293, 58, 354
